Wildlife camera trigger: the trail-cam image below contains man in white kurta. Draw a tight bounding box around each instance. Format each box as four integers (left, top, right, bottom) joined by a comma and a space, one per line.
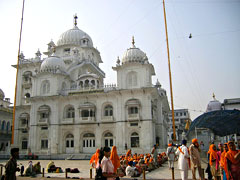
176, 140, 190, 180
167, 143, 175, 169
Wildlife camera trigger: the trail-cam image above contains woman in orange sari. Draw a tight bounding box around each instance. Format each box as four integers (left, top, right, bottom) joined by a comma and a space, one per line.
209, 144, 220, 180
220, 143, 228, 180
90, 148, 100, 168
224, 141, 240, 180
110, 146, 120, 173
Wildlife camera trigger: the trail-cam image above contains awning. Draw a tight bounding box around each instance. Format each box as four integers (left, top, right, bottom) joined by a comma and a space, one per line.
187, 110, 240, 137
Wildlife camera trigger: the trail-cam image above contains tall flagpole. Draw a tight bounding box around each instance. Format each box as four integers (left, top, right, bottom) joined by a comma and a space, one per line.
163, 0, 176, 142
11, 0, 25, 144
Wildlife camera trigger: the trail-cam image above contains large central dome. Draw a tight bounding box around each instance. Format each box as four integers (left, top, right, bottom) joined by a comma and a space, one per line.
57, 25, 93, 47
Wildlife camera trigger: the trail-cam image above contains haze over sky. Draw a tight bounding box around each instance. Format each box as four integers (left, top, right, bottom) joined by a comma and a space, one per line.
0, 0, 239, 119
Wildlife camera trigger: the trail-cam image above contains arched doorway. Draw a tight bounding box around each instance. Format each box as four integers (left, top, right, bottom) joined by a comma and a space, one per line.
103, 132, 114, 147
82, 133, 95, 153
66, 134, 74, 154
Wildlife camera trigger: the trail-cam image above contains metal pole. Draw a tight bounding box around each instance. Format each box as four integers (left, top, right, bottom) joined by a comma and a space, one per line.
143, 169, 146, 180
90, 168, 92, 179
42, 168, 44, 177
11, 0, 25, 144
163, 0, 176, 141
171, 167, 175, 180
65, 169, 68, 178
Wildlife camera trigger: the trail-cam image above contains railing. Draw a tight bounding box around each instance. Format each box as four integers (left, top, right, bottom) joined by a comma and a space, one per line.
58, 84, 117, 96
80, 117, 95, 121
38, 118, 48, 124
128, 113, 140, 120
102, 116, 114, 121
62, 118, 74, 124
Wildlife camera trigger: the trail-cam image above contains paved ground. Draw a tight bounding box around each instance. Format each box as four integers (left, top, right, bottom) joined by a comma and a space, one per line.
0, 159, 208, 179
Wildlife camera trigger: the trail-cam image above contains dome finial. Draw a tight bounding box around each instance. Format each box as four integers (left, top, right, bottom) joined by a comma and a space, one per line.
213, 93, 216, 100
74, 14, 78, 26
132, 36, 135, 47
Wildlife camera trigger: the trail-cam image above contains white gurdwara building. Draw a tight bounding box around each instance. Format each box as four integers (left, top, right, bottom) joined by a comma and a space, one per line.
13, 18, 170, 158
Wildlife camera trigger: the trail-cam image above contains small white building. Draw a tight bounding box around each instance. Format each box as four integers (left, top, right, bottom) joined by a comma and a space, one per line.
12, 17, 170, 158
168, 109, 190, 144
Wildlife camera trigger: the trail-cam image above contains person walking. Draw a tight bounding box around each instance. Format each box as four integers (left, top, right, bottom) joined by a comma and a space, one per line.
101, 147, 117, 180
151, 144, 158, 166
4, 148, 20, 180
167, 143, 175, 169
176, 140, 190, 180
189, 138, 203, 180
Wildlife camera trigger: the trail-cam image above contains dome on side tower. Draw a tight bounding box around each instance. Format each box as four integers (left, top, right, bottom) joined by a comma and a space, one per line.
206, 93, 222, 112
40, 53, 66, 73
57, 15, 93, 47
122, 37, 148, 64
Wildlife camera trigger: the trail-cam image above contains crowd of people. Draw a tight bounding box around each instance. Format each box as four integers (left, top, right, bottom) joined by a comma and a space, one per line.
166, 139, 240, 180
2, 140, 239, 180
90, 145, 167, 179
206, 141, 240, 180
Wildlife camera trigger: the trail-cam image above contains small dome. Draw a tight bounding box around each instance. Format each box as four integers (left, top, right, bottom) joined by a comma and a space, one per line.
40, 54, 66, 73
206, 94, 222, 112
57, 26, 93, 47
0, 88, 5, 100
122, 37, 148, 64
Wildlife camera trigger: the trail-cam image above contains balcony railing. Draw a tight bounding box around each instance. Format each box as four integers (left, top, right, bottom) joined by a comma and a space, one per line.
58, 84, 117, 96
102, 116, 114, 122
62, 118, 74, 124
128, 114, 140, 121
80, 117, 95, 121
38, 118, 48, 125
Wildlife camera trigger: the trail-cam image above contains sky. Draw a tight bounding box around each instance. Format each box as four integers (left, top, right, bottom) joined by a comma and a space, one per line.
0, 0, 239, 120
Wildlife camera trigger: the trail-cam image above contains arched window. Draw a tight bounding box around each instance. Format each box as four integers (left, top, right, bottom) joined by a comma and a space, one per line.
131, 132, 139, 148
25, 93, 30, 98
41, 139, 48, 149
1, 121, 5, 131
23, 71, 32, 83
41, 80, 50, 95
84, 80, 89, 87
65, 106, 75, 118
104, 105, 113, 116
127, 71, 138, 87
19, 113, 29, 128
62, 82, 67, 90
91, 80, 95, 87
38, 105, 51, 122
22, 138, 28, 150
6, 122, 10, 132
66, 134, 74, 148
128, 107, 138, 114
104, 132, 114, 147
79, 81, 83, 88
83, 133, 95, 148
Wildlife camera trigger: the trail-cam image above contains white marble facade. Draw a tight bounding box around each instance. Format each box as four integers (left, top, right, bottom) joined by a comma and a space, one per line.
13, 17, 170, 157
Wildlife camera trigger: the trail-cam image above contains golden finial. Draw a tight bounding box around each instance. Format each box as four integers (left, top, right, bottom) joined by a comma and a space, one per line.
132, 36, 135, 47
213, 93, 216, 99
74, 14, 78, 26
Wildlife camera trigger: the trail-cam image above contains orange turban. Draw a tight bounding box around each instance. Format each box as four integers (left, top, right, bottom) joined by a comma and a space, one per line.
168, 143, 172, 147
192, 138, 198, 144
110, 146, 120, 173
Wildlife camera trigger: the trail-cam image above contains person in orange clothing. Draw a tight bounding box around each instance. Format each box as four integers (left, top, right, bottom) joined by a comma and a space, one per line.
209, 144, 220, 180
90, 148, 100, 168
224, 141, 240, 180
110, 146, 120, 174
220, 143, 228, 180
